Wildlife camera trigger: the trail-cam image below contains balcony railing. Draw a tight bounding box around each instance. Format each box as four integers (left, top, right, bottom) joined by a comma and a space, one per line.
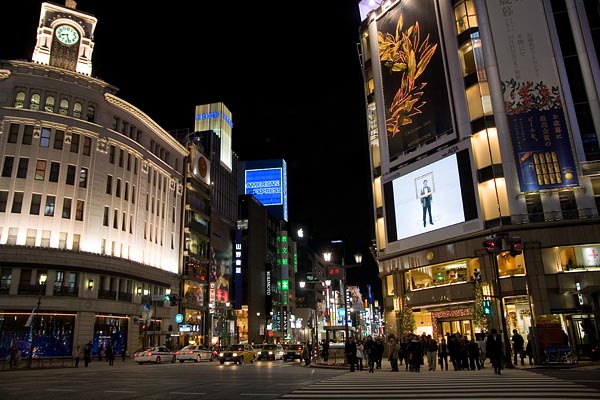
18, 284, 46, 295
53, 286, 79, 297
118, 292, 133, 302
98, 289, 117, 300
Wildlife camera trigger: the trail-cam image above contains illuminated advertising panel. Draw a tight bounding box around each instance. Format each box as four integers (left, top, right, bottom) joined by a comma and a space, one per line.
245, 167, 283, 206
191, 146, 210, 185
234, 229, 242, 309
383, 148, 478, 244
486, 0, 578, 191
378, 0, 454, 162
194, 102, 233, 172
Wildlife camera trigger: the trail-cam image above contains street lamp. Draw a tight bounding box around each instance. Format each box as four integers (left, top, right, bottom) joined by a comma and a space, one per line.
323, 251, 362, 342
27, 273, 48, 368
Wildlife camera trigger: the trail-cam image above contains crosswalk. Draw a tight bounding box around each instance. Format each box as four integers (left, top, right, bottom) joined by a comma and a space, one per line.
279, 368, 600, 399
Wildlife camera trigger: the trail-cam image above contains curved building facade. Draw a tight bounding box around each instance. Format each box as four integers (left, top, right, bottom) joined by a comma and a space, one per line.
0, 2, 186, 360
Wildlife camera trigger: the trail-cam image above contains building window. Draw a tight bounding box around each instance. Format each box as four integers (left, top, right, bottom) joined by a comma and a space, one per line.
54, 271, 65, 293
30, 193, 42, 215
129, 215, 133, 234
54, 130, 64, 150
103, 206, 109, 226
79, 167, 88, 188
70, 133, 80, 153
7, 123, 19, 143
106, 175, 113, 194
82, 136, 91, 156
116, 178, 121, 198
113, 209, 118, 229
41, 230, 51, 247
119, 148, 124, 167
109, 145, 115, 164
2, 156, 14, 177
22, 125, 33, 145
72, 233, 80, 251
11, 192, 23, 214
44, 195, 56, 216
35, 159, 47, 181
0, 191, 8, 212
30, 93, 41, 110
17, 158, 29, 179
127, 153, 131, 171
0, 268, 12, 293
7, 228, 17, 245
66, 165, 76, 185
76, 200, 84, 221
44, 96, 55, 113
132, 185, 136, 204
86, 105, 95, 122
49, 162, 60, 182
62, 198, 72, 219
26, 229, 36, 246
59, 99, 69, 115
40, 128, 51, 147
122, 211, 126, 231
124, 182, 129, 201
15, 91, 25, 108
73, 102, 82, 118
59, 232, 67, 249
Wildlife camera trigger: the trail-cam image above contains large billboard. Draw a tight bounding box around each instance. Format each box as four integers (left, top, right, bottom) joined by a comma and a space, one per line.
245, 167, 283, 206
384, 148, 478, 245
486, 0, 578, 191
378, 0, 454, 162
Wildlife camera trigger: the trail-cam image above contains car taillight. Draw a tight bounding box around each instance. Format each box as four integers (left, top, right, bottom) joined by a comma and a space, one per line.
147, 352, 152, 356
188, 351, 194, 354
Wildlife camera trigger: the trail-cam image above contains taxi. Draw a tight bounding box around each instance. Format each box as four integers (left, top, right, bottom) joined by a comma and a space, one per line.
218, 343, 256, 364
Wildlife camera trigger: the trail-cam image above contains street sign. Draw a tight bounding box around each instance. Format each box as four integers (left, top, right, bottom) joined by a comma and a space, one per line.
175, 313, 184, 323
142, 303, 151, 312
151, 294, 163, 301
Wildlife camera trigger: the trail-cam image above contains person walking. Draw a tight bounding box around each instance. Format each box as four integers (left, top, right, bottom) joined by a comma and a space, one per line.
425, 334, 438, 371
345, 337, 357, 372
363, 336, 376, 373
74, 345, 83, 367
487, 329, 503, 375
387, 338, 399, 371
374, 337, 384, 369
302, 342, 311, 366
511, 329, 525, 366
355, 339, 364, 371
106, 343, 115, 366
438, 338, 449, 371
321, 339, 329, 362
525, 333, 534, 365
121, 348, 126, 362
9, 346, 18, 368
467, 338, 481, 370
84, 340, 92, 367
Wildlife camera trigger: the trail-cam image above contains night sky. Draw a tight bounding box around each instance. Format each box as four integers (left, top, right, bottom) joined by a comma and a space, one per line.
2, 1, 381, 302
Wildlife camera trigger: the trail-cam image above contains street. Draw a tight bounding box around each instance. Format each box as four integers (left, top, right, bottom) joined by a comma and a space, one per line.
0, 358, 599, 399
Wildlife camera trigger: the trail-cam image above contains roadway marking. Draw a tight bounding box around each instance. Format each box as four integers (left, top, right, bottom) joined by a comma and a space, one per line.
170, 393, 206, 395
45, 389, 76, 392
105, 390, 137, 393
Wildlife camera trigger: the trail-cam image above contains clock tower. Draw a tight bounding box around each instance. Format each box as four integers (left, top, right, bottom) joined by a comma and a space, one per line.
31, 1, 97, 75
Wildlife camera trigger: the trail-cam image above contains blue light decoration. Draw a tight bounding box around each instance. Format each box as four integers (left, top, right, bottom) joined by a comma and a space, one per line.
245, 168, 283, 206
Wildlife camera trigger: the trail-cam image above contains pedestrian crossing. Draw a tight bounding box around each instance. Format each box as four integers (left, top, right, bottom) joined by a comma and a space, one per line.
279, 368, 600, 399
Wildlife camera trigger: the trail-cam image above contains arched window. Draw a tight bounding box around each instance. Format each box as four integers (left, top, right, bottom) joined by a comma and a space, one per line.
86, 105, 95, 122
73, 102, 83, 119
44, 96, 55, 113
15, 91, 25, 108
59, 99, 69, 115
30, 93, 41, 110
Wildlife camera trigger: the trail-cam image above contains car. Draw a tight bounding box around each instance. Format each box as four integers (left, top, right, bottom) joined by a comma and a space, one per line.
218, 344, 256, 364
256, 344, 284, 361
175, 344, 214, 363
283, 343, 304, 361
134, 346, 176, 364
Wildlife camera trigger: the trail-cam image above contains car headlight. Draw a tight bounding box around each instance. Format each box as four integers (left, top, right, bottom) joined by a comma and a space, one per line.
219, 352, 224, 357
232, 352, 238, 357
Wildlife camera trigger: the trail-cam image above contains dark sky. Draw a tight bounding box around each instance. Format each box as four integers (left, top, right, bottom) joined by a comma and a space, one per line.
3, 1, 381, 301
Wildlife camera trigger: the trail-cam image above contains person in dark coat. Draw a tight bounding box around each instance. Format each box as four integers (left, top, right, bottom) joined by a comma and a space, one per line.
511, 329, 525, 366
363, 335, 376, 373
374, 337, 384, 369
321, 339, 329, 362
344, 337, 357, 372
487, 329, 504, 374
84, 341, 92, 367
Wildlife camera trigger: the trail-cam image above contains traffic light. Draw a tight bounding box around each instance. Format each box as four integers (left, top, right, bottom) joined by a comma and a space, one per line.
170, 295, 178, 306
482, 236, 502, 254
509, 236, 523, 257
482, 300, 492, 315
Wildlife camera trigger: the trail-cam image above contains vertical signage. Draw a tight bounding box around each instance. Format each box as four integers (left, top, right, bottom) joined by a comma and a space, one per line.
234, 229, 243, 309
265, 266, 272, 316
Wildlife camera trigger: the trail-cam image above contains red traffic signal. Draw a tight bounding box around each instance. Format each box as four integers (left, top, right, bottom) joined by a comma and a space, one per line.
509, 237, 522, 257
483, 237, 502, 254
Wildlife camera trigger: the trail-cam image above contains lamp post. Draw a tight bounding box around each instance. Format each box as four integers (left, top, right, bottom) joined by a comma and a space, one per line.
27, 273, 48, 368
323, 251, 362, 342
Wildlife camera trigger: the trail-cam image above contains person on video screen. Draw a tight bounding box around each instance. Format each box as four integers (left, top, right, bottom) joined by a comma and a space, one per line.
419, 179, 433, 227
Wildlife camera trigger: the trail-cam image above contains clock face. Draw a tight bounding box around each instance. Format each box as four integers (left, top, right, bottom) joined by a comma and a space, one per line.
55, 25, 80, 46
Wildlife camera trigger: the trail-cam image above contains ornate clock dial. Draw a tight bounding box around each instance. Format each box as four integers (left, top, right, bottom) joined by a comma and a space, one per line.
55, 25, 80, 45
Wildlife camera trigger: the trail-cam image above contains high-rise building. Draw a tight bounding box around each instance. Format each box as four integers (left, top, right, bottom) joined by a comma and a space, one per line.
0, 2, 186, 359
359, 0, 600, 361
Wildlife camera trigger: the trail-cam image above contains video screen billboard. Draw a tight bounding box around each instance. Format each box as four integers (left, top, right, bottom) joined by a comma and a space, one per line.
245, 167, 283, 206
384, 149, 477, 243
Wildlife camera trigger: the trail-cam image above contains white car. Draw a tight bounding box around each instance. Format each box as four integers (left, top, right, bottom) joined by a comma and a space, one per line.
134, 346, 176, 364
175, 345, 214, 362
256, 344, 285, 360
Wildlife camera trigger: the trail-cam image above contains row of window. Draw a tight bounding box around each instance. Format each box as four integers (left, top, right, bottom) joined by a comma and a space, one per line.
2, 156, 88, 187
6, 123, 92, 155
1, 228, 81, 250
0, 190, 84, 220
15, 90, 96, 122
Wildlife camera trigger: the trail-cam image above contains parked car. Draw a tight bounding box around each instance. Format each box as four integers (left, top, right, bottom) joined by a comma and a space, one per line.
218, 344, 256, 364
175, 344, 214, 362
134, 346, 176, 364
283, 343, 304, 361
256, 344, 284, 361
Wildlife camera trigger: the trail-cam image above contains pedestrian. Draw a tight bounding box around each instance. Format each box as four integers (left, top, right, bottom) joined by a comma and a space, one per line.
487, 329, 503, 375
467, 338, 481, 370
121, 347, 126, 361
302, 342, 311, 366
525, 333, 534, 365
321, 339, 329, 362
75, 345, 82, 367
106, 343, 115, 366
425, 334, 438, 371
476, 332, 487, 368
387, 338, 399, 371
98, 344, 104, 361
9, 346, 18, 368
438, 338, 449, 371
355, 339, 364, 371
363, 336, 376, 373
345, 337, 357, 372
84, 340, 92, 367
374, 337, 384, 369
511, 329, 525, 366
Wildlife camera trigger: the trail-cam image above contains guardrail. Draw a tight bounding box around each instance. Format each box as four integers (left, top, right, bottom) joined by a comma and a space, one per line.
0, 356, 74, 371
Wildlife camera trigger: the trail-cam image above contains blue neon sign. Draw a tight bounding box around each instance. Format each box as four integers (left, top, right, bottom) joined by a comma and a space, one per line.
245, 168, 283, 206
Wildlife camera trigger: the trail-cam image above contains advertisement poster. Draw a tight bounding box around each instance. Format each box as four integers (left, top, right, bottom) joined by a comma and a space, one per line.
378, 0, 454, 161
486, 0, 578, 191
